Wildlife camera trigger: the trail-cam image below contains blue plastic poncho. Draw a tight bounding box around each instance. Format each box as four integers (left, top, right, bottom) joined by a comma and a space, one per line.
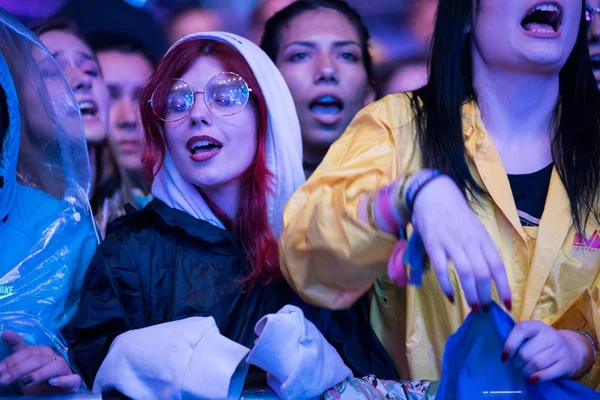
436, 303, 600, 399
0, 8, 98, 394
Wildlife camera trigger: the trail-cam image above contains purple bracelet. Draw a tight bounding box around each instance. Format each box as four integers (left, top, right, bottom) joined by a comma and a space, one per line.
405, 169, 442, 214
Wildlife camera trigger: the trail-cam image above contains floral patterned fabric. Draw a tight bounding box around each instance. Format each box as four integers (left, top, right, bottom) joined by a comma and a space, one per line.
322, 375, 438, 400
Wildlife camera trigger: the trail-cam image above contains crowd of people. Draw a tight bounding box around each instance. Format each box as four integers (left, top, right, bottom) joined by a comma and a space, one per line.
0, 0, 599, 398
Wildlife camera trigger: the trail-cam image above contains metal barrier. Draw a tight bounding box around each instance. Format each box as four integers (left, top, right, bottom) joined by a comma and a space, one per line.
0, 387, 279, 399
240, 388, 279, 399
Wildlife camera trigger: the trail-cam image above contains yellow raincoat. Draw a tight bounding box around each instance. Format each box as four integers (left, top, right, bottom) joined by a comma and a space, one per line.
280, 93, 600, 390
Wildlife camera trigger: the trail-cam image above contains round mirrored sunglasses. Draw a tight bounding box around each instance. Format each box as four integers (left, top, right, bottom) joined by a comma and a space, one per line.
150, 72, 253, 122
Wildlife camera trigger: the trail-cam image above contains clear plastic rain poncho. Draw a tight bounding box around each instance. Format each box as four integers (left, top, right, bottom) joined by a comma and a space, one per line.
0, 8, 98, 392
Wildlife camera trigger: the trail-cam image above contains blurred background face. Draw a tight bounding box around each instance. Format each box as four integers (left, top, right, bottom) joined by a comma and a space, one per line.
588, 0, 600, 84
39, 30, 109, 145
167, 8, 224, 45
406, 0, 437, 51
382, 61, 428, 95
13, 0, 443, 110
276, 8, 374, 152
98, 50, 152, 173
249, 0, 296, 44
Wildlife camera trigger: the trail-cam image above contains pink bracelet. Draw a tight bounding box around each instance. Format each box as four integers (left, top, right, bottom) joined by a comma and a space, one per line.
376, 185, 402, 231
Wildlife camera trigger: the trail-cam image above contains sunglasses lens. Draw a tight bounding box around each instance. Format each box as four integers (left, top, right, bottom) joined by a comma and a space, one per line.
205, 73, 250, 116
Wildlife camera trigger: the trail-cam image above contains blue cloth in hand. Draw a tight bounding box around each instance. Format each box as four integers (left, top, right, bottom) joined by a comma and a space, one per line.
436, 302, 600, 400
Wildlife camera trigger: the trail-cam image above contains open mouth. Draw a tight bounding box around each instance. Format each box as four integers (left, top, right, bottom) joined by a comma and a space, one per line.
309, 95, 344, 116
186, 136, 223, 155
591, 53, 600, 70
521, 3, 562, 33
78, 100, 98, 118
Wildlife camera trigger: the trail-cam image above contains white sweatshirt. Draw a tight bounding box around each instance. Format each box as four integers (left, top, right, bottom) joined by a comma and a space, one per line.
247, 305, 353, 400
92, 317, 249, 400
92, 306, 352, 400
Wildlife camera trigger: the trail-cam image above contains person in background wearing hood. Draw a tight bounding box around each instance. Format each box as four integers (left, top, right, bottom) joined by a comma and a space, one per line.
87, 33, 154, 238
0, 9, 98, 396
33, 20, 110, 197
261, 0, 376, 177
65, 32, 396, 399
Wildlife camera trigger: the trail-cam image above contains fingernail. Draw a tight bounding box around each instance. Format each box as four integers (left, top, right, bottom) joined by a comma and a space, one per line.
21, 377, 33, 387
501, 352, 509, 362
504, 299, 512, 312
48, 378, 59, 386
482, 304, 490, 313
471, 303, 481, 313
528, 376, 540, 384
447, 294, 455, 304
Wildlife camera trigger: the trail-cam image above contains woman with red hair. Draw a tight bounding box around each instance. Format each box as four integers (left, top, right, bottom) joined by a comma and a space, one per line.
64, 32, 396, 398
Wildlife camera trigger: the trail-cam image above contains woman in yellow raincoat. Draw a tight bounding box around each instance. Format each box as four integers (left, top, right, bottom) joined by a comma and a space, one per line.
280, 0, 600, 391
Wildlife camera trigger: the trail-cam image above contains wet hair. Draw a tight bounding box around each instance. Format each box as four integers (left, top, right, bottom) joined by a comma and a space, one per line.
140, 39, 279, 289
260, 0, 374, 88
87, 31, 156, 66
411, 0, 600, 232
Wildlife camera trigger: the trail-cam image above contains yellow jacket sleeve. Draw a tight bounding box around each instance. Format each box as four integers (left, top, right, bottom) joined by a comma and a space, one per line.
549, 278, 600, 390
279, 94, 420, 310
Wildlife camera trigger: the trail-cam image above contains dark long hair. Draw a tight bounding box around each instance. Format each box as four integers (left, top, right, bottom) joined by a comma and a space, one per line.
412, 0, 600, 232
260, 0, 375, 88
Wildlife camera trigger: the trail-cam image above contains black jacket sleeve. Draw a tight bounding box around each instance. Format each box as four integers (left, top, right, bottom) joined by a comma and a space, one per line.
63, 231, 146, 388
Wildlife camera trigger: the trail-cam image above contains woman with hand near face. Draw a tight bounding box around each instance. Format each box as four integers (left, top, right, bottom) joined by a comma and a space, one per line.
280, 0, 600, 389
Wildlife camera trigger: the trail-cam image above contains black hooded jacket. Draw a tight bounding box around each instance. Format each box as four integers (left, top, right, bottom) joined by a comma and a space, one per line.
65, 199, 397, 387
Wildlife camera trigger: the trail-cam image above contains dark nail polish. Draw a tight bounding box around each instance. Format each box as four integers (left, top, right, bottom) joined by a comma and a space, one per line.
504, 299, 512, 312
471, 303, 481, 313
501, 352, 509, 362
482, 304, 490, 313
447, 294, 455, 304
528, 376, 540, 384
21, 377, 33, 387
